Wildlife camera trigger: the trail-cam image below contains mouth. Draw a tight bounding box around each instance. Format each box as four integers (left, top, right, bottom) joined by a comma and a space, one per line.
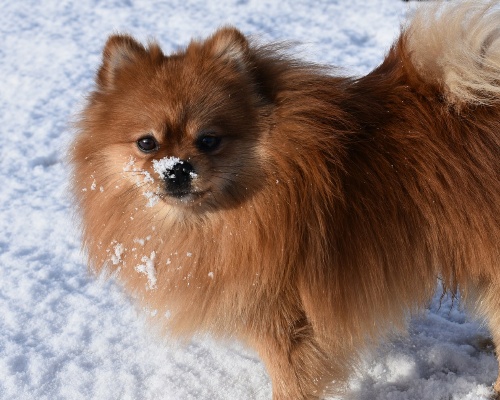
164, 189, 209, 205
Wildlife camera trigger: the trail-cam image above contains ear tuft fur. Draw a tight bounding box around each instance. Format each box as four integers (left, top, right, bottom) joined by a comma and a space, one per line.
205, 27, 249, 69
97, 34, 148, 89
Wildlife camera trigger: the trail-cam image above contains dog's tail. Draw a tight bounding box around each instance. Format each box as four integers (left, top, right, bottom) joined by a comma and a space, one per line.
405, 1, 500, 107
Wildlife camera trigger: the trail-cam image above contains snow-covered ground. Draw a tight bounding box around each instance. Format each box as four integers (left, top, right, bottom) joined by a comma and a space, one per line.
0, 1, 497, 399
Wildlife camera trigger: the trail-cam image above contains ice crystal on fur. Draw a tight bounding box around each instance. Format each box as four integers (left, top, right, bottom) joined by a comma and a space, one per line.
143, 190, 159, 208
110, 242, 124, 265
135, 251, 157, 290
139, 170, 154, 184
133, 236, 150, 246
123, 156, 136, 172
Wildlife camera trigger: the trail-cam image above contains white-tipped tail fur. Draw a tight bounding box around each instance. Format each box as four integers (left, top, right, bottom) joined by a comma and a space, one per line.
406, 1, 500, 106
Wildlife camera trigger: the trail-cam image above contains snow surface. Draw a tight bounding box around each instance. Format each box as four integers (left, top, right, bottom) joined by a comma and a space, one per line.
0, 0, 497, 399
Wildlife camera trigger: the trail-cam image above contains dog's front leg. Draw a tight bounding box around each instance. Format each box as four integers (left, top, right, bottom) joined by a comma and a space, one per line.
247, 312, 347, 400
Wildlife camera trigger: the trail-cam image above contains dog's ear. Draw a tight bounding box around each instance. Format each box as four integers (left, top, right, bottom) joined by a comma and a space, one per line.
203, 27, 249, 71
97, 35, 161, 89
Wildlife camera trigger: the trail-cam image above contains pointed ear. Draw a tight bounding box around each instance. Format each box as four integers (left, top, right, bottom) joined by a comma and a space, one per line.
97, 34, 148, 89
204, 27, 249, 70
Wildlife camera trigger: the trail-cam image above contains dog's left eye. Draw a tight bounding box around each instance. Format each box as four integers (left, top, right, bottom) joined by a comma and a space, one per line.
137, 136, 159, 153
196, 135, 222, 153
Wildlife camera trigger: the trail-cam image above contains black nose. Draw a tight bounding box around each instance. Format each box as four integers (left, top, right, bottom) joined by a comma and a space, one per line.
164, 160, 194, 196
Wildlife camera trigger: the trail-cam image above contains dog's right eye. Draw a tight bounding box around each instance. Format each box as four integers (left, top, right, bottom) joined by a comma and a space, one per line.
137, 136, 159, 153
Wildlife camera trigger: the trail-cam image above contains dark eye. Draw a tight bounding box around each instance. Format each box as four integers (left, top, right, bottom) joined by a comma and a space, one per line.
137, 136, 158, 153
196, 135, 221, 153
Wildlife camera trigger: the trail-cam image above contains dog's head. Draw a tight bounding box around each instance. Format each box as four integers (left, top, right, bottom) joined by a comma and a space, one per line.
74, 28, 273, 216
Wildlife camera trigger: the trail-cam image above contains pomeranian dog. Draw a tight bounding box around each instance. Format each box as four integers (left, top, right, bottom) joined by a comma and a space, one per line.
72, 1, 500, 399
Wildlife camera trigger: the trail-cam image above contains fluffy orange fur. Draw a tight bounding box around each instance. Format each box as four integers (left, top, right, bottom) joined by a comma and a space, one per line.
72, 2, 500, 399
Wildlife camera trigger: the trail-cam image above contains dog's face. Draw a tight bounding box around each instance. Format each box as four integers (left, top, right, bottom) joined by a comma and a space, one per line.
76, 28, 271, 216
